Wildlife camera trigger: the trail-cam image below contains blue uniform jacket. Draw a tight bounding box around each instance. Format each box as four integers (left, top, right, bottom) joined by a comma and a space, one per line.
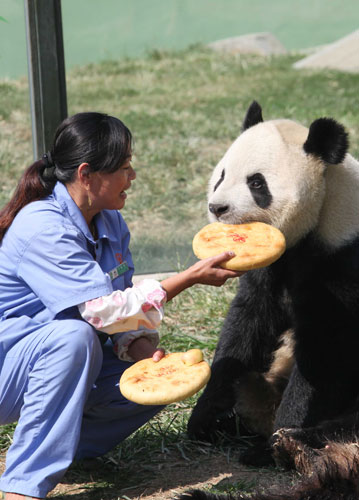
0, 181, 135, 356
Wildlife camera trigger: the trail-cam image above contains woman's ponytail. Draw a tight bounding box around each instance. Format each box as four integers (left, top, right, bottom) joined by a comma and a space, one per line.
0, 156, 56, 242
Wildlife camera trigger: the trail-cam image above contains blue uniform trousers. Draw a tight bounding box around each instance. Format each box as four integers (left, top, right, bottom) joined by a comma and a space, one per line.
0, 320, 162, 498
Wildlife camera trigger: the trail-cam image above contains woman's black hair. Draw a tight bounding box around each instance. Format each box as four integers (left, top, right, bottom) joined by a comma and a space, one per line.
0, 112, 132, 241
44, 111, 132, 186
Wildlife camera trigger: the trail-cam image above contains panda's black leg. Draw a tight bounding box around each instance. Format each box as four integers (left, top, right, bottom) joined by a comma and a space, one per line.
274, 363, 359, 438
273, 365, 315, 431
269, 362, 359, 474
187, 357, 239, 442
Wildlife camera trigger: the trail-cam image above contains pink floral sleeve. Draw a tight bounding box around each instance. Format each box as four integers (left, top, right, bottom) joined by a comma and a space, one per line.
78, 279, 167, 361
78, 279, 167, 334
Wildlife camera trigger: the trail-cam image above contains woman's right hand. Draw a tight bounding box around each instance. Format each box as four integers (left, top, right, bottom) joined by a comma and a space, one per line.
161, 251, 244, 302
185, 251, 244, 286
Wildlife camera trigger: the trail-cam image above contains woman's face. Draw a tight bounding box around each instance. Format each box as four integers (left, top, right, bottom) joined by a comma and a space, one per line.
91, 156, 136, 211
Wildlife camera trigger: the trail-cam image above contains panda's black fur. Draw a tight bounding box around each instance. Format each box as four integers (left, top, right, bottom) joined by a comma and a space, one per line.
180, 102, 359, 500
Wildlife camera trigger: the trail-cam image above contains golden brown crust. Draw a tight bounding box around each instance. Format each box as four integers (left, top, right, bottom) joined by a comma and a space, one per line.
192, 222, 286, 270
119, 351, 211, 405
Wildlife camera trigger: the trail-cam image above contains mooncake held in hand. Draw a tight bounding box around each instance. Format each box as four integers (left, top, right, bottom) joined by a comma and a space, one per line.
192, 222, 286, 270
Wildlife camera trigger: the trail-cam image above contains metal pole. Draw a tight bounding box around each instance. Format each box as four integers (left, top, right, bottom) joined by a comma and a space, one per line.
24, 0, 68, 160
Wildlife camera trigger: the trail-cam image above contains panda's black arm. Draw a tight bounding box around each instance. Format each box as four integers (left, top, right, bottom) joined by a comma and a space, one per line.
187, 264, 291, 440
212, 265, 291, 375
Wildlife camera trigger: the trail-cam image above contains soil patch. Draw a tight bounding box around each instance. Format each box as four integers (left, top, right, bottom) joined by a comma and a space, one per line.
46, 446, 296, 500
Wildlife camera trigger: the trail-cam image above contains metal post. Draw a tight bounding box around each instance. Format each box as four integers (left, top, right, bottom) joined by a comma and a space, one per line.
24, 0, 67, 160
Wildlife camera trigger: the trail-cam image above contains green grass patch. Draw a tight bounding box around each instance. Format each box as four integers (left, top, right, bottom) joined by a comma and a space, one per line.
0, 422, 16, 452
1, 46, 359, 270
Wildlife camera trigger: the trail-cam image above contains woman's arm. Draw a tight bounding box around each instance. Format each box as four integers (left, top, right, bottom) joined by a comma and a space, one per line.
126, 253, 242, 362
78, 279, 166, 333
78, 251, 243, 362
161, 251, 243, 301
79, 251, 241, 332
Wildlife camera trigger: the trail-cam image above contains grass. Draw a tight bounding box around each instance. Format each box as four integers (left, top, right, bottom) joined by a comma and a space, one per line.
1, 45, 359, 497
0, 423, 15, 452
1, 45, 359, 271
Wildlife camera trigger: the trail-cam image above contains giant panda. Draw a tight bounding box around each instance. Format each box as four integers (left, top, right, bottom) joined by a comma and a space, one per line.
179, 101, 359, 500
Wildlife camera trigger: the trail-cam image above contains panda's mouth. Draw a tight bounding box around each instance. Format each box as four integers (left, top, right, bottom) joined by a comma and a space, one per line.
211, 211, 271, 226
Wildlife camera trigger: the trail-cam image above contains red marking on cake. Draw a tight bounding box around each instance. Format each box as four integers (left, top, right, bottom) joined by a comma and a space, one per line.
228, 233, 248, 243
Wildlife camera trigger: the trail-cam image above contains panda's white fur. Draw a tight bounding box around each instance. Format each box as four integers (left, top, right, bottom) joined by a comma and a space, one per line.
208, 118, 359, 249
318, 154, 359, 248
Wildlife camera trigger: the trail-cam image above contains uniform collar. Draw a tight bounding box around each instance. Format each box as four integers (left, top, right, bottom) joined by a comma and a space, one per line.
53, 182, 95, 243
95, 211, 119, 242
53, 182, 119, 243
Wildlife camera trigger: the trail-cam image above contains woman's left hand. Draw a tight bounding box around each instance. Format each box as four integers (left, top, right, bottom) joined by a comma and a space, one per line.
127, 336, 165, 362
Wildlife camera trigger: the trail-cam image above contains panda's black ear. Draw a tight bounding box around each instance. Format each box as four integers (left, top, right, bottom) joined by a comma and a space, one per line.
242, 101, 264, 131
303, 118, 349, 165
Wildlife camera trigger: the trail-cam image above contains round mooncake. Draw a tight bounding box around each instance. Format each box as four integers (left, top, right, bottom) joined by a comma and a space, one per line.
192, 222, 286, 271
119, 350, 211, 405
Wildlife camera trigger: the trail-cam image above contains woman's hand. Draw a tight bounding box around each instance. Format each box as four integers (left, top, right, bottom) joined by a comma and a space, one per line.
161, 251, 244, 302
186, 251, 244, 286
127, 336, 165, 362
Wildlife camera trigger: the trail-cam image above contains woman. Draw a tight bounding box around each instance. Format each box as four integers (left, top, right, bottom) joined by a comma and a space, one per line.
0, 112, 241, 500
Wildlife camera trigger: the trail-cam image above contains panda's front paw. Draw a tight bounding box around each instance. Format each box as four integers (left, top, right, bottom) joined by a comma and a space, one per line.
187, 400, 214, 442
270, 428, 297, 469
271, 428, 318, 473
187, 401, 238, 443
272, 426, 324, 449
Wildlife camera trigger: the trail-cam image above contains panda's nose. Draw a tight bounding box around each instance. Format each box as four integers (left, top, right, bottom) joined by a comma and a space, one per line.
208, 203, 229, 217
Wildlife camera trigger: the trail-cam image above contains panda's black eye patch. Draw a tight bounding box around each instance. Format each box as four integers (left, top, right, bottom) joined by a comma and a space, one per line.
214, 169, 225, 192
246, 173, 272, 209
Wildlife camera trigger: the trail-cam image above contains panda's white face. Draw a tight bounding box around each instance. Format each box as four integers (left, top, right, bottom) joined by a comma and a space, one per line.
208, 120, 326, 248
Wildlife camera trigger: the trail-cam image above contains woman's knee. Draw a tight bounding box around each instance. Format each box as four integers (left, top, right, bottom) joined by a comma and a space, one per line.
45, 319, 103, 370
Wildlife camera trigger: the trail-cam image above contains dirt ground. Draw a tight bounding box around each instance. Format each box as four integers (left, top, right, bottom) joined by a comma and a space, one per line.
0, 420, 296, 500
44, 447, 295, 500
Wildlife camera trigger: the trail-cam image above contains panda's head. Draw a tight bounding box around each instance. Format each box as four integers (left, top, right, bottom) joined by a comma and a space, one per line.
208, 101, 349, 248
